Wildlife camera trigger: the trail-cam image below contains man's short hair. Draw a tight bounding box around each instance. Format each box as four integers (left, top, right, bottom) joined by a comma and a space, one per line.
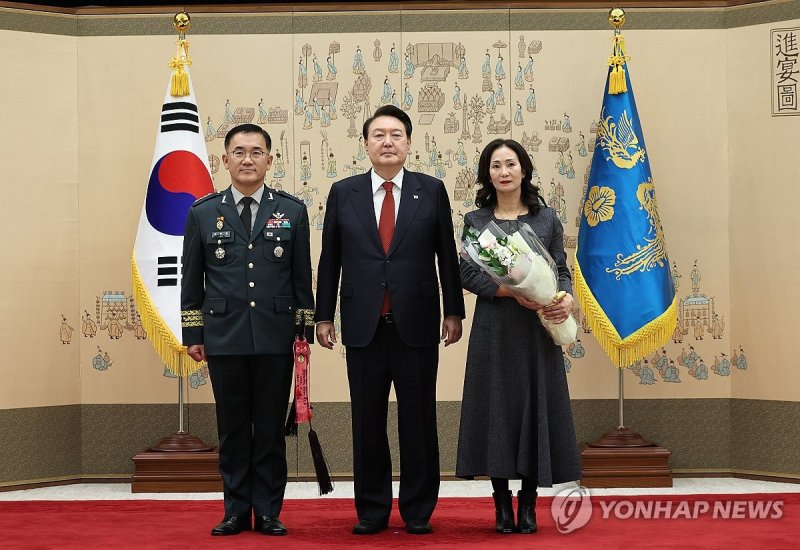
362, 105, 413, 140
224, 123, 272, 151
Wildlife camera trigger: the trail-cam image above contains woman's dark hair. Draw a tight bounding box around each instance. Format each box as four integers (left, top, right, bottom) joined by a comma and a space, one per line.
474, 138, 544, 215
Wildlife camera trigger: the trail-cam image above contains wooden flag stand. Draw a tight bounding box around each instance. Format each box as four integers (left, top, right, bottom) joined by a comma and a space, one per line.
580, 369, 672, 488
132, 377, 221, 493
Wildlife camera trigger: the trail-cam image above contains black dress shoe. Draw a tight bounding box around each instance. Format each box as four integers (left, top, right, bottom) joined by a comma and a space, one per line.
210, 515, 251, 536
405, 519, 433, 535
254, 515, 287, 536
352, 518, 388, 535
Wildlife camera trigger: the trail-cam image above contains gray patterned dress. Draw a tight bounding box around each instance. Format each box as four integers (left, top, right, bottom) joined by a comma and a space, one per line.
456, 205, 581, 486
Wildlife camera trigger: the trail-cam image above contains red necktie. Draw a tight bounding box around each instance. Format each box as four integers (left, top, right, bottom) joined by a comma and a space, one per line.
378, 181, 395, 315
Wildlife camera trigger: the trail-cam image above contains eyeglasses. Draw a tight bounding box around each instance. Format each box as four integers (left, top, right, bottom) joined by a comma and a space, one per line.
229, 149, 268, 161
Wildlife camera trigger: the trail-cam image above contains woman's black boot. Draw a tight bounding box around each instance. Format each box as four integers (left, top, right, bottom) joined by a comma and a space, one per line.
492, 490, 515, 534
517, 489, 538, 534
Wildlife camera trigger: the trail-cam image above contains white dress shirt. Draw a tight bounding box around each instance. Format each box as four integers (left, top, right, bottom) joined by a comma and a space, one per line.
230, 185, 265, 231
370, 168, 403, 225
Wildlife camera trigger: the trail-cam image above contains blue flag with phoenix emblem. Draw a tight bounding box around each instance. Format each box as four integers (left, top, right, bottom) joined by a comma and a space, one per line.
574, 31, 676, 368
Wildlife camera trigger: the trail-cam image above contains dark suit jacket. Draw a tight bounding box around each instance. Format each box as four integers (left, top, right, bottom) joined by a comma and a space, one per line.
181, 185, 314, 355
315, 169, 465, 347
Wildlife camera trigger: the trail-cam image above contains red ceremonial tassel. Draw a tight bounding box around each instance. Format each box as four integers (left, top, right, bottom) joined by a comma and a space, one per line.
286, 308, 334, 495
293, 335, 313, 423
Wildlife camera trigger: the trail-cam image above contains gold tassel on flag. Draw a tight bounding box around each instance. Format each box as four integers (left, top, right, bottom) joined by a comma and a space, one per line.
132, 254, 201, 376
169, 12, 192, 98
608, 8, 629, 95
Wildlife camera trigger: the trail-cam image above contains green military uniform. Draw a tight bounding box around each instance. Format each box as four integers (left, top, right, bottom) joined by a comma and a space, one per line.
181, 185, 313, 354
181, 184, 313, 519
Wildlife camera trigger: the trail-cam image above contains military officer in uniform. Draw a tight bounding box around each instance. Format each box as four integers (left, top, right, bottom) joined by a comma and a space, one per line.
181, 123, 313, 537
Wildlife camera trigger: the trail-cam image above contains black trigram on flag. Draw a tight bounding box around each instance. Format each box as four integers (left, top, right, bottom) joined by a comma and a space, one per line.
160, 102, 200, 134
157, 256, 181, 286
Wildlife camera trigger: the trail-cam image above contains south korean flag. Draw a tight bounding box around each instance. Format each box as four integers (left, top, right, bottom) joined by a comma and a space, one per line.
132, 64, 214, 376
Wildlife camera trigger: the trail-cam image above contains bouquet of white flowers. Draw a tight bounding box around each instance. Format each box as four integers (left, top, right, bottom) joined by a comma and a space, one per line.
462, 220, 577, 345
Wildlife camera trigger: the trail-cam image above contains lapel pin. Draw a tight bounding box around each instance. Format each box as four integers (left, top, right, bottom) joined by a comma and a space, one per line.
413, 194, 419, 200
216, 216, 224, 230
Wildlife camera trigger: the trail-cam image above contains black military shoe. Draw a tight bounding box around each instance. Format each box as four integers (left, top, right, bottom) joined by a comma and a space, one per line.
405, 519, 433, 535
254, 515, 287, 536
352, 518, 388, 535
210, 515, 251, 536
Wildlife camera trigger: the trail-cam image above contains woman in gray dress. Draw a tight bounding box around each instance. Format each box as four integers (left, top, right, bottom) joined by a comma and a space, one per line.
456, 139, 580, 534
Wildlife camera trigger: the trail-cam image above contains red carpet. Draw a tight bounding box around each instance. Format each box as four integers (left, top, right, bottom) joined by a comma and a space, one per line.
1, 494, 798, 549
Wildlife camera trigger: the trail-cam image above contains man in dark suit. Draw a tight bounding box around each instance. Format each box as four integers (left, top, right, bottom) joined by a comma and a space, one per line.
181, 124, 313, 537
315, 105, 465, 535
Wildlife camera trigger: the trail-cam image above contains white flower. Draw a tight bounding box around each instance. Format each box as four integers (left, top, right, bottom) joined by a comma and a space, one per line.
506, 232, 533, 254
495, 246, 514, 266
477, 229, 498, 250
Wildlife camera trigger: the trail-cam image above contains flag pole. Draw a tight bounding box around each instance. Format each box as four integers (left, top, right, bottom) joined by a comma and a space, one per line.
577, 8, 673, 486
139, 11, 212, 453
178, 376, 185, 433
618, 365, 624, 429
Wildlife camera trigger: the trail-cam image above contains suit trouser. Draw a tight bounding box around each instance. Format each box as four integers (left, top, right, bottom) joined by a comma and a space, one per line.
207, 354, 293, 517
346, 319, 440, 522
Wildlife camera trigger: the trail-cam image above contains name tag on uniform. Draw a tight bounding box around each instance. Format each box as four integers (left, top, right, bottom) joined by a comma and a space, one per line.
211, 231, 232, 239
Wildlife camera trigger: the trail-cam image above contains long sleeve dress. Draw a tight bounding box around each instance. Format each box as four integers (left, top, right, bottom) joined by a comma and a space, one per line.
456, 205, 581, 486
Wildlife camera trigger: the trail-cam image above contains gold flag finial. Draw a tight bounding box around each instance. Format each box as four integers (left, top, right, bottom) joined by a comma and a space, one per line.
173, 11, 191, 36
169, 12, 192, 97
607, 8, 629, 95
609, 7, 625, 29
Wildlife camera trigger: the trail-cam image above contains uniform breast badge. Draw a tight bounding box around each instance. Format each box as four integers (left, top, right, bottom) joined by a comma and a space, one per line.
215, 239, 225, 259
274, 236, 284, 258
267, 212, 292, 229
216, 216, 224, 230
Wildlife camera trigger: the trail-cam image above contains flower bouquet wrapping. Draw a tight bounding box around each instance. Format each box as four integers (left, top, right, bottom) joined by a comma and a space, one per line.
461, 220, 578, 345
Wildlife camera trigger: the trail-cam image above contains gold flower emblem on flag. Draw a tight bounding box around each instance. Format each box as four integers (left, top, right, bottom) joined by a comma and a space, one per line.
584, 185, 616, 226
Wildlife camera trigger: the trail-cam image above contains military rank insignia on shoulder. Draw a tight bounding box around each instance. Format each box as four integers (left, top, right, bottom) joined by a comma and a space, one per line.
275, 189, 304, 206
193, 191, 221, 206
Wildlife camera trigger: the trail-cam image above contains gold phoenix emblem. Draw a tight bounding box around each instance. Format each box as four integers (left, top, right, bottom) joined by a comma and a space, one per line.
606, 178, 669, 279
597, 108, 646, 169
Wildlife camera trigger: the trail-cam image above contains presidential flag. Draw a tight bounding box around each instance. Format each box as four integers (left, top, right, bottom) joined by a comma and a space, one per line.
131, 40, 214, 376
574, 29, 676, 368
